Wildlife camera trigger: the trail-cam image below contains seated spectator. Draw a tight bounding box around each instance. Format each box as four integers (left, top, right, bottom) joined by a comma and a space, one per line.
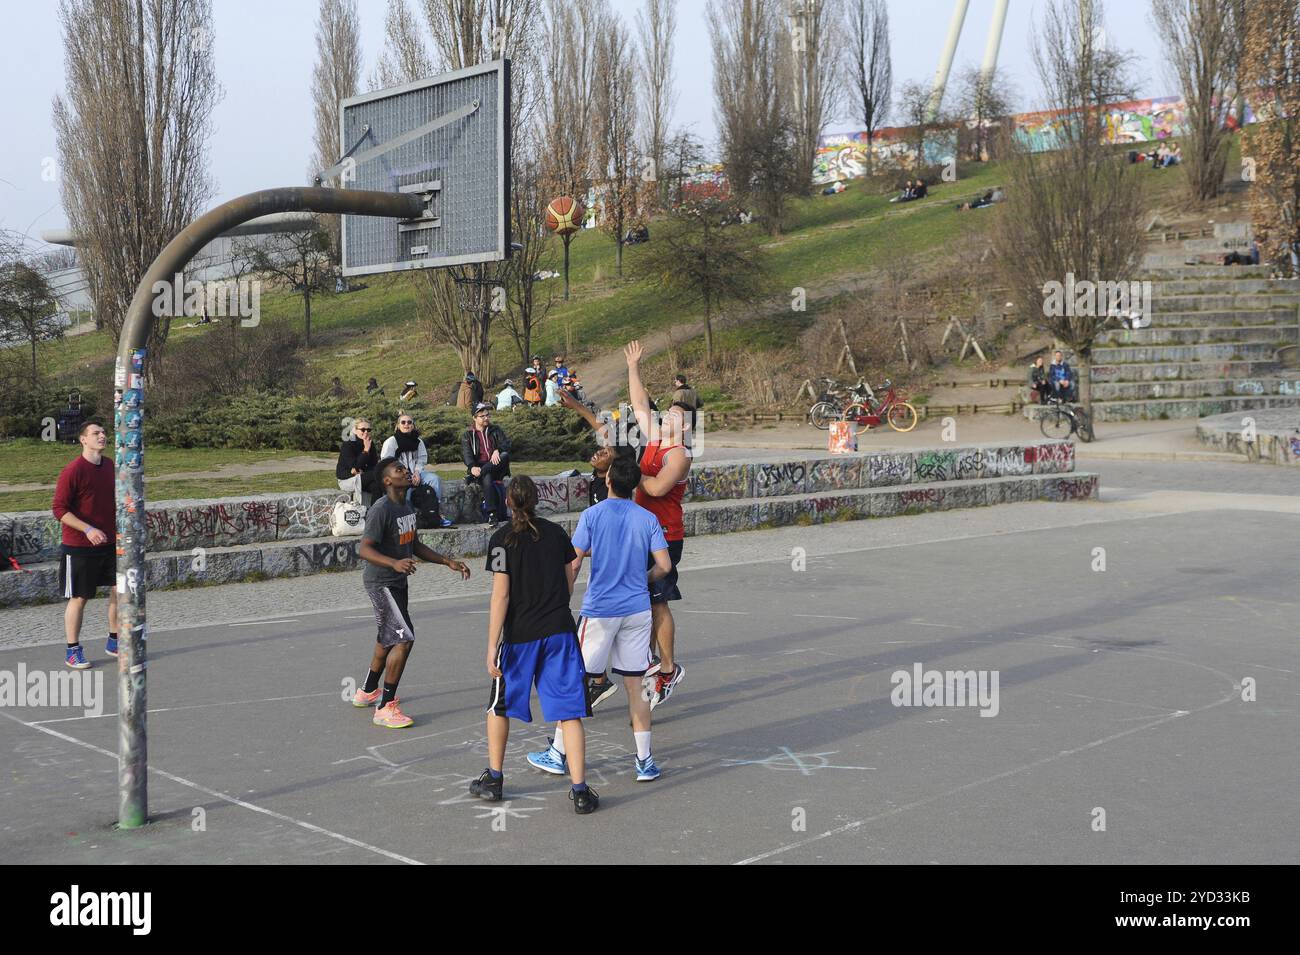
400, 380, 418, 402
365, 377, 384, 396
336, 417, 380, 503
545, 369, 563, 405
380, 413, 451, 524
523, 367, 543, 406
1048, 350, 1076, 402
912, 179, 929, 199
1028, 358, 1051, 405
890, 179, 915, 203
465, 372, 484, 407
496, 378, 523, 410
461, 403, 512, 525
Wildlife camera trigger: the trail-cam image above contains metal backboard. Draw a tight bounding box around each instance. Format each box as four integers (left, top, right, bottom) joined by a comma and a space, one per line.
340, 59, 510, 277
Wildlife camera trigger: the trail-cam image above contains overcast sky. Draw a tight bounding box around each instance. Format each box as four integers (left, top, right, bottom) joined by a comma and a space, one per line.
1, 0, 1167, 248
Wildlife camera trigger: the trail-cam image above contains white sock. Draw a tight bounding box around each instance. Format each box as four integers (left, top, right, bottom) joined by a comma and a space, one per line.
552, 726, 566, 756
634, 731, 652, 761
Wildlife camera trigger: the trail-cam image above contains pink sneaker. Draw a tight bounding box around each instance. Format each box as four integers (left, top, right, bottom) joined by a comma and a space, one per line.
352, 686, 381, 707
373, 701, 413, 728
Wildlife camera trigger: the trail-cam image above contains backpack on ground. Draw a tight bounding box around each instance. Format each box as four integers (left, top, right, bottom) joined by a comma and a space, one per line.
330, 500, 367, 536
409, 484, 444, 530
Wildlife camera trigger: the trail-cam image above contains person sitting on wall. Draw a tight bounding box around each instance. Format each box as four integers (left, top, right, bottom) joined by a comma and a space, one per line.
462, 403, 512, 526
1028, 357, 1051, 405
1048, 350, 1076, 402
337, 417, 380, 504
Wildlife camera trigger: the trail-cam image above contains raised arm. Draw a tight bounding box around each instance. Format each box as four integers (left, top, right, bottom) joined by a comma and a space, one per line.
560, 390, 610, 445
624, 340, 653, 437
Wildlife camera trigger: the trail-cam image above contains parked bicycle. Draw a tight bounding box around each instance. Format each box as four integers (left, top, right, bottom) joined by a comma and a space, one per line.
1039, 395, 1094, 442
807, 378, 873, 430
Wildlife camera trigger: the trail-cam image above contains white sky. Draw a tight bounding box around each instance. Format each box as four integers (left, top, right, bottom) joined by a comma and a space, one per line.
1, 0, 1167, 248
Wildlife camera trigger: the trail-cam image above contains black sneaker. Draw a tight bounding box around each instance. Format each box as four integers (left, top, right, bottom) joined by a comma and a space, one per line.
586, 676, 619, 711
469, 768, 503, 801
570, 786, 599, 814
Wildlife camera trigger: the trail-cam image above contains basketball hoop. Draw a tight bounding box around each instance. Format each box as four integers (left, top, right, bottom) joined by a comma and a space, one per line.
451, 274, 501, 312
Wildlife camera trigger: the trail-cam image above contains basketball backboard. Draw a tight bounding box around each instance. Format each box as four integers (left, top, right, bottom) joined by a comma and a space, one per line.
338, 60, 511, 277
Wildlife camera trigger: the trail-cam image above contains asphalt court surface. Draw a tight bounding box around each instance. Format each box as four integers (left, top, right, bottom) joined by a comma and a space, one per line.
2, 502, 1296, 864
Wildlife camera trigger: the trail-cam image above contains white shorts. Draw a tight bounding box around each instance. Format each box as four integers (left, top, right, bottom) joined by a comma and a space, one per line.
577, 611, 653, 677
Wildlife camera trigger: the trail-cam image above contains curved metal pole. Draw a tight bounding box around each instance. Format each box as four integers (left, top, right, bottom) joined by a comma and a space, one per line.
113, 187, 423, 829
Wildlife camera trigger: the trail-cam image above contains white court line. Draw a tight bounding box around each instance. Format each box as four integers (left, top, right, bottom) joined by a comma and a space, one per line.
678, 609, 749, 615
907, 621, 961, 629
791, 614, 859, 621
0, 709, 424, 865
28, 688, 346, 724
228, 620, 296, 627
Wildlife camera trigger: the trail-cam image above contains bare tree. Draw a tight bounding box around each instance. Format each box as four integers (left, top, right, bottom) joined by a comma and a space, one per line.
991, 0, 1144, 423
594, 18, 642, 277
664, 130, 707, 206
953, 64, 1016, 161
786, 0, 842, 192
539, 0, 610, 199
234, 226, 332, 345
1151, 0, 1241, 202
635, 198, 771, 364
844, 0, 891, 177
1242, 0, 1300, 273
895, 79, 938, 168
709, 0, 801, 233
52, 0, 222, 377
499, 140, 556, 366
372, 0, 433, 89
0, 234, 63, 383
636, 0, 678, 208
311, 0, 362, 265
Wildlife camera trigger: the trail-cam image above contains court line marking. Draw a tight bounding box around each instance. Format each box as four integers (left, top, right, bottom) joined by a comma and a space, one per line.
678, 609, 749, 615
0, 709, 425, 866
791, 614, 859, 621
734, 648, 1243, 865
228, 620, 296, 627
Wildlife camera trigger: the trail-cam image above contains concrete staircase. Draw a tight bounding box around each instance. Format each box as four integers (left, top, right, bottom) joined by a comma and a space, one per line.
1079, 222, 1300, 421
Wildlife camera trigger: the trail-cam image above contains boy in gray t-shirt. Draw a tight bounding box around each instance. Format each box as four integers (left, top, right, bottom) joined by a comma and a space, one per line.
351, 458, 470, 728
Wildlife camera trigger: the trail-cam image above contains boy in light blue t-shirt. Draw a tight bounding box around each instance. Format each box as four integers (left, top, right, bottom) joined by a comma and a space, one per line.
526, 457, 672, 782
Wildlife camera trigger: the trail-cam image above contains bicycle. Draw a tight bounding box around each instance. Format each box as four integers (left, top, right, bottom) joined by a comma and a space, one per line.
807, 378, 873, 430
1038, 395, 1094, 442
845, 379, 919, 433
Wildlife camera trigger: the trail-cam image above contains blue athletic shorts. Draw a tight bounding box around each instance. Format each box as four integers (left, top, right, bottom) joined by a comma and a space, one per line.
486, 632, 589, 723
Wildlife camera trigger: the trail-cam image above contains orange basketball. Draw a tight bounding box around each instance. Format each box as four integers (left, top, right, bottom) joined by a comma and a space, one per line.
545, 196, 584, 235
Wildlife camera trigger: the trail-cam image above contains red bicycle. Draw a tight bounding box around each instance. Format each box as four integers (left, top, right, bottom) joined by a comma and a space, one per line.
845, 379, 918, 432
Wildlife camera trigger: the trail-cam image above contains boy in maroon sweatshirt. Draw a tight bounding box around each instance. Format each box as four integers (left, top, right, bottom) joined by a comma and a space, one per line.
51, 421, 117, 669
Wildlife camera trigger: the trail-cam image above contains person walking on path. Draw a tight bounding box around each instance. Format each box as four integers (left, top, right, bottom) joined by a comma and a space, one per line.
51, 421, 118, 669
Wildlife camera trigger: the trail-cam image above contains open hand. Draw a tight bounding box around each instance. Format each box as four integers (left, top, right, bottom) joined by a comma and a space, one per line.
624, 340, 643, 366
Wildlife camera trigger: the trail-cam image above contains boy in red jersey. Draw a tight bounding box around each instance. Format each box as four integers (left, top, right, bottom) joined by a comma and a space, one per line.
624, 341, 693, 708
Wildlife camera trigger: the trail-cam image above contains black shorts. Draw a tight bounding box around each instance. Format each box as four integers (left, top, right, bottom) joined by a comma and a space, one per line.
648, 539, 683, 604
367, 584, 415, 646
59, 545, 115, 600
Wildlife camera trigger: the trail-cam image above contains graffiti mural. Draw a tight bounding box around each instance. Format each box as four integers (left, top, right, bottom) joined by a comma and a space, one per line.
754, 462, 807, 497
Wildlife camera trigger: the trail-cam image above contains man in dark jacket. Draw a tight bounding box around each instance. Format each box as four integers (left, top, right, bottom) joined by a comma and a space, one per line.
465, 372, 485, 407
337, 417, 380, 503
461, 403, 512, 525
1048, 350, 1075, 402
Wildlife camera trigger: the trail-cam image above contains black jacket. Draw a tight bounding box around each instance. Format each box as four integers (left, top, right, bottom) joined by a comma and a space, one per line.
461, 424, 512, 479
336, 437, 380, 482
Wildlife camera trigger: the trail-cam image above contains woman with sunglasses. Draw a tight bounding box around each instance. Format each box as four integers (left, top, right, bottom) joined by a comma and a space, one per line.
336, 418, 379, 504
380, 414, 452, 526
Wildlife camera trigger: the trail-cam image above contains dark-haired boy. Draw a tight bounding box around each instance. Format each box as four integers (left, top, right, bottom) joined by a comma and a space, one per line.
350, 458, 470, 728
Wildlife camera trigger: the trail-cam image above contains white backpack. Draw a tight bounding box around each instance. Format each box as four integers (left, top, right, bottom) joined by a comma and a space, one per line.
330, 501, 367, 536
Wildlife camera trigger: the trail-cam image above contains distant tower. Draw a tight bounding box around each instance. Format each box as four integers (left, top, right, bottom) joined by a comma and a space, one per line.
926, 0, 1010, 121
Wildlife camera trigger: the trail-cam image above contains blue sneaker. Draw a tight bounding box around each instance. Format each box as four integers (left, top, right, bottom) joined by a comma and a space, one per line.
526, 740, 568, 776
635, 754, 661, 782
439, 517, 455, 528
105, 635, 118, 657
65, 645, 90, 670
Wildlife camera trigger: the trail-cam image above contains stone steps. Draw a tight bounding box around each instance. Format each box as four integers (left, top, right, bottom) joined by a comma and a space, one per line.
1095, 324, 1299, 346
1134, 309, 1297, 326
1141, 266, 1272, 280
1090, 359, 1282, 383
0, 464, 1098, 607
1089, 377, 1300, 401
1088, 395, 1300, 422
1154, 278, 1300, 295
1151, 293, 1300, 312
1092, 342, 1280, 364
